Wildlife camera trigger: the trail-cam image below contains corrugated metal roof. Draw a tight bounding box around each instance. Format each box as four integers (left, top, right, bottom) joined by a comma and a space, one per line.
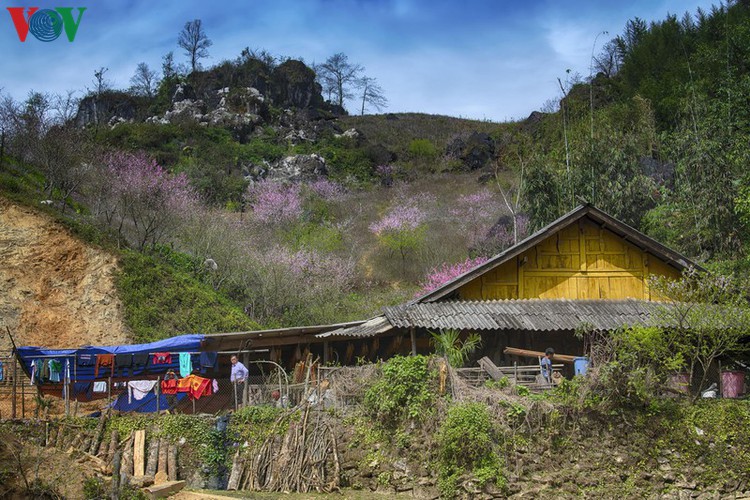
383, 299, 663, 332
316, 316, 394, 339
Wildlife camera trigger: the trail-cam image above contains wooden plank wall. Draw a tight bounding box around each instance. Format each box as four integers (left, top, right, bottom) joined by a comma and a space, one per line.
458, 218, 681, 301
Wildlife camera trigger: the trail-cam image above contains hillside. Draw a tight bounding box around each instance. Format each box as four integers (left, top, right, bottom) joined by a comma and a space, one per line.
0, 197, 129, 349
3, 1, 750, 338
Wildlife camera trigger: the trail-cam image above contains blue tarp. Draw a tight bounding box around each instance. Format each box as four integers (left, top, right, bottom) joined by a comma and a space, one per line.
110, 391, 188, 413
15, 334, 206, 383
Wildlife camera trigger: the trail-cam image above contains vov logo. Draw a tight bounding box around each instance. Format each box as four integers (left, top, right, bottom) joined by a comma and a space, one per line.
7, 7, 86, 42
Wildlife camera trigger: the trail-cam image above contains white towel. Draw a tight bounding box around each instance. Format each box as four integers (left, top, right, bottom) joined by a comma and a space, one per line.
128, 380, 157, 403
93, 381, 107, 393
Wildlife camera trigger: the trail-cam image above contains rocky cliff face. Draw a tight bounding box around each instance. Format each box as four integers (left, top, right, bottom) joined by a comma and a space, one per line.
74, 91, 148, 128
75, 59, 333, 133
0, 197, 130, 350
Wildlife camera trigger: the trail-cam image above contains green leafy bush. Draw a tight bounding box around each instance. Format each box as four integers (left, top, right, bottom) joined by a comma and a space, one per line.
116, 250, 258, 342
436, 402, 506, 497
363, 355, 435, 427
226, 405, 284, 447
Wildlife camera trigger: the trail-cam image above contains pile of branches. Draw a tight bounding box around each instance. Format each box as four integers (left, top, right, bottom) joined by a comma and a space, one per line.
230, 403, 340, 493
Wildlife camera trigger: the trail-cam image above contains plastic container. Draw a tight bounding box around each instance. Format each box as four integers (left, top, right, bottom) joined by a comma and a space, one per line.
721, 370, 746, 399
573, 357, 589, 376
668, 373, 690, 395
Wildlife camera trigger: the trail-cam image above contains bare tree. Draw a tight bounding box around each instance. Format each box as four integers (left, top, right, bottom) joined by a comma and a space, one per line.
92, 67, 110, 95
178, 19, 212, 73
593, 39, 621, 78
357, 76, 387, 115
130, 62, 159, 97
495, 154, 526, 246
50, 90, 80, 124
316, 52, 363, 109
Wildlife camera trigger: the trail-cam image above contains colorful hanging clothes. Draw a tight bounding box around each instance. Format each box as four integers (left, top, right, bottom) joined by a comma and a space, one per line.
179, 352, 192, 377
94, 354, 114, 378
176, 374, 212, 400
30, 359, 42, 384
132, 353, 150, 371
160, 378, 178, 395
115, 354, 132, 377
49, 359, 63, 383
127, 380, 157, 403
40, 359, 50, 382
152, 352, 172, 365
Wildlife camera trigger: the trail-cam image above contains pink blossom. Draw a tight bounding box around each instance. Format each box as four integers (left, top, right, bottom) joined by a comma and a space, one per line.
264, 246, 356, 290
416, 256, 490, 297
245, 180, 302, 224
308, 179, 346, 200
369, 204, 426, 235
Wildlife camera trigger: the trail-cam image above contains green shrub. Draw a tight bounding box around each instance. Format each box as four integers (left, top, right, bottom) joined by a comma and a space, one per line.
116, 250, 258, 342
363, 355, 435, 427
485, 376, 510, 389
436, 402, 506, 497
226, 405, 284, 447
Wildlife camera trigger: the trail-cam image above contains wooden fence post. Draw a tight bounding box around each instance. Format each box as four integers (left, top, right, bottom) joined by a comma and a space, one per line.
11, 359, 17, 419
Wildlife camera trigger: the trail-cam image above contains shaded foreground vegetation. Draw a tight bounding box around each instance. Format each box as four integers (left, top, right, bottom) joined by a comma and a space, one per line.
2, 355, 749, 499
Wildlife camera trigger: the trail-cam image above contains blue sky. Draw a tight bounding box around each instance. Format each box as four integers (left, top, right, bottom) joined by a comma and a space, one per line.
0, 0, 720, 121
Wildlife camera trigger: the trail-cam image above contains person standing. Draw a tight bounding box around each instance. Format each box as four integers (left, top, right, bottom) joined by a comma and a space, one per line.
230, 355, 248, 409
540, 348, 555, 385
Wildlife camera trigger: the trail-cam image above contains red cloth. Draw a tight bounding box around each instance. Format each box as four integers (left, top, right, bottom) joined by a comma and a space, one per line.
160, 378, 178, 395
95, 354, 114, 378
176, 374, 212, 400
152, 352, 172, 364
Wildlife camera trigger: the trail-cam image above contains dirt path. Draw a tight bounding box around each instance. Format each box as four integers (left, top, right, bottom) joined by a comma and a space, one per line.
0, 197, 130, 349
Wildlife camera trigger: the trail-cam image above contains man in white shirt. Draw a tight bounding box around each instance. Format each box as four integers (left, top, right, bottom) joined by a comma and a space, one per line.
230, 355, 248, 408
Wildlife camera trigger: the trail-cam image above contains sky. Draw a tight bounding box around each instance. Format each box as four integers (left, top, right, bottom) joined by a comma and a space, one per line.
0, 0, 721, 122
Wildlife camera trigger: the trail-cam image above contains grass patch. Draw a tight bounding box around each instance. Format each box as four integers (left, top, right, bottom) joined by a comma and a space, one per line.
116, 249, 258, 342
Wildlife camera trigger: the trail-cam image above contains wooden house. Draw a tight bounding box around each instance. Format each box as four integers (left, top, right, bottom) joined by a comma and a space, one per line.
311, 204, 700, 367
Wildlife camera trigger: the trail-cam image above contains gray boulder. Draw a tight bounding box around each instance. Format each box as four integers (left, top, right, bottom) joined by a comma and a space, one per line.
266, 154, 327, 182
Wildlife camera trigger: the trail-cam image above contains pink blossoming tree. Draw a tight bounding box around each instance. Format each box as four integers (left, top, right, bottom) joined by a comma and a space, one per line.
370, 202, 427, 272
416, 256, 489, 297
245, 180, 303, 225
96, 151, 198, 250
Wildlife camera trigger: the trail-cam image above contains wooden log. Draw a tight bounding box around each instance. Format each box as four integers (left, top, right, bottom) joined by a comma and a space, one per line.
154, 471, 168, 485
144, 480, 186, 499
167, 444, 178, 481
226, 451, 243, 490
106, 430, 118, 465
69, 432, 84, 450
121, 434, 134, 485
157, 439, 168, 476
133, 429, 146, 477
502, 347, 577, 364
478, 356, 504, 381
88, 413, 107, 455
111, 450, 121, 499
98, 434, 110, 459
130, 475, 155, 488
145, 437, 160, 477
54, 423, 65, 448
